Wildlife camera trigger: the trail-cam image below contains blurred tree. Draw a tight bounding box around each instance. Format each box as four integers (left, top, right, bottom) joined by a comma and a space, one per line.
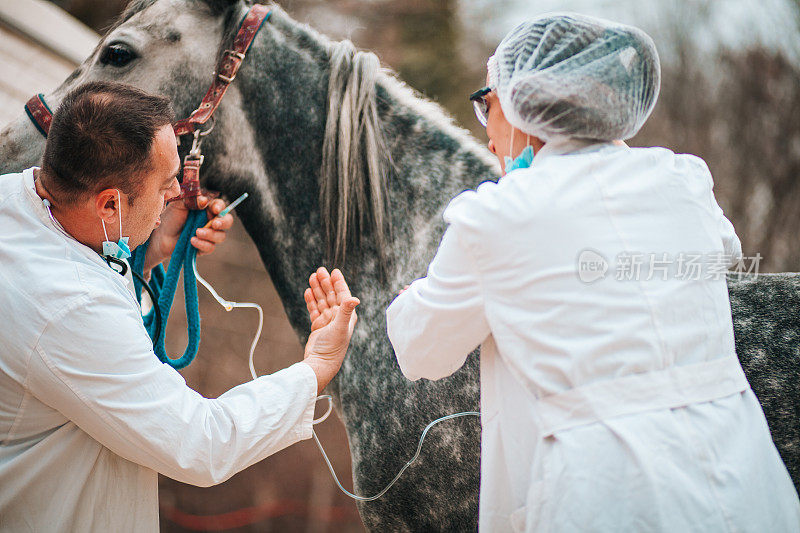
368, 0, 480, 131
718, 50, 800, 270
637, 26, 800, 272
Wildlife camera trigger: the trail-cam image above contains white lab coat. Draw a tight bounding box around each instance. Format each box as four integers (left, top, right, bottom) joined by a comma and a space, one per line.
387, 138, 800, 532
0, 168, 318, 532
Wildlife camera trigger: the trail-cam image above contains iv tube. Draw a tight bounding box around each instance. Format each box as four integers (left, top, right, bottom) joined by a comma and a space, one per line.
193, 261, 480, 501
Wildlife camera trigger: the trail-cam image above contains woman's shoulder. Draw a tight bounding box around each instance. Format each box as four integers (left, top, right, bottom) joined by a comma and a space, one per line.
632, 146, 717, 189
443, 174, 520, 222
442, 180, 494, 229
442, 166, 557, 235
628, 145, 712, 173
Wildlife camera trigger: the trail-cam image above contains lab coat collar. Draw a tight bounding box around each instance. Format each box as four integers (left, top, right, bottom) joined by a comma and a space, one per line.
533, 137, 628, 163
22, 167, 111, 269
24, 167, 63, 230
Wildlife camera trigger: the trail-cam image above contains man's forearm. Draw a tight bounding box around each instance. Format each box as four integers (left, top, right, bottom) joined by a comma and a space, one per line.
301, 358, 338, 394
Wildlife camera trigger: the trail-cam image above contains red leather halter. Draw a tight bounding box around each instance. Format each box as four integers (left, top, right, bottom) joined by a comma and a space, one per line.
24, 94, 53, 137
24, 4, 272, 210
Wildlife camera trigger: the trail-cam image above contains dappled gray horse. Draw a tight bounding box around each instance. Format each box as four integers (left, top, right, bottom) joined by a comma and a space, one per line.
0, 0, 797, 529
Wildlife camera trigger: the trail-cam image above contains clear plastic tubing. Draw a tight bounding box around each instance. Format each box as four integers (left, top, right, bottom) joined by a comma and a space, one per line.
194, 261, 480, 501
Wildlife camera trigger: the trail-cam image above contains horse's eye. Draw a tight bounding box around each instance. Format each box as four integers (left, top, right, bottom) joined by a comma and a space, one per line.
99, 43, 137, 67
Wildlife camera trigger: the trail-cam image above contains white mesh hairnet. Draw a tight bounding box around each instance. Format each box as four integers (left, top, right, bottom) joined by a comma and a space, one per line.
487, 12, 661, 141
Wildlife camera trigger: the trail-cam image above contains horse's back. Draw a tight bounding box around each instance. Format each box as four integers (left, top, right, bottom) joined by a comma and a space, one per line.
727, 272, 800, 493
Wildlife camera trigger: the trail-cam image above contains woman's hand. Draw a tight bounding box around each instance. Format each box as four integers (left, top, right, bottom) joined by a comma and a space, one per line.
302, 267, 360, 393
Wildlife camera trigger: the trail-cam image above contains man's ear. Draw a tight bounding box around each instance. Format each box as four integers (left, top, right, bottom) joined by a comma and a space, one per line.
95, 188, 120, 223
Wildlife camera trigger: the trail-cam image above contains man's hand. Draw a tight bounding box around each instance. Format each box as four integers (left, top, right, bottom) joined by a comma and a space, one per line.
144, 195, 234, 272
302, 267, 359, 393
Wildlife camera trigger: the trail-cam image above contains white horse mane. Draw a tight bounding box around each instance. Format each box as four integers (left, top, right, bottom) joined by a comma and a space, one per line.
319, 36, 497, 270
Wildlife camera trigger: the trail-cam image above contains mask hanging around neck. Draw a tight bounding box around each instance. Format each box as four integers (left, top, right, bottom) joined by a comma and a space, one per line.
101, 189, 131, 260
503, 128, 534, 174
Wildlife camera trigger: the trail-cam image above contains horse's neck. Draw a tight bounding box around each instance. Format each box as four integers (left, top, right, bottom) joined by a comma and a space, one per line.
376, 78, 498, 282
225, 66, 497, 337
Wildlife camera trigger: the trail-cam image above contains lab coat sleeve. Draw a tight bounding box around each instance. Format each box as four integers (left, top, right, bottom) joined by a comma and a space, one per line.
26, 289, 317, 487
386, 204, 491, 382
715, 205, 743, 268
707, 187, 742, 268
694, 156, 743, 267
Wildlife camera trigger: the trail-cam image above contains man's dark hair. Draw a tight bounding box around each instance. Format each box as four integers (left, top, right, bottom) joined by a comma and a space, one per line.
41, 81, 174, 205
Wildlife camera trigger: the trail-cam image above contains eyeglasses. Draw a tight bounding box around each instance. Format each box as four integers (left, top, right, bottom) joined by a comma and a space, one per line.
469, 86, 492, 127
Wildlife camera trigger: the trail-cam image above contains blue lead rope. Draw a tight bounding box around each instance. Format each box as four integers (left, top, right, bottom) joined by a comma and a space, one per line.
131, 209, 207, 369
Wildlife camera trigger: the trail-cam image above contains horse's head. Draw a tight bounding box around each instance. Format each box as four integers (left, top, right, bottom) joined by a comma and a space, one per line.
0, 0, 252, 171
69, 0, 235, 107
1, 0, 393, 275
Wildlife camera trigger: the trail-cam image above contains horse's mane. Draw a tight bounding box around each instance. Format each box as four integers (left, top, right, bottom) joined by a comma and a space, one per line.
322, 41, 390, 271
293, 20, 495, 276
320, 39, 498, 272
265, 3, 499, 274
111, 0, 158, 30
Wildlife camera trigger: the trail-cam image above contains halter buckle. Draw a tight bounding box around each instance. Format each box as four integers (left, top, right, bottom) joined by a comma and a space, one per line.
223, 49, 246, 61
217, 50, 246, 83
183, 153, 204, 167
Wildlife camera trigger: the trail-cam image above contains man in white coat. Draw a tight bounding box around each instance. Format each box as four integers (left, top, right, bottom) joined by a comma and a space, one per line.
387, 13, 800, 532
0, 81, 359, 531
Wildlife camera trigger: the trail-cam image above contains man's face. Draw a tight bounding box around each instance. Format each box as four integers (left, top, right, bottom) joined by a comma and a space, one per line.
124, 125, 181, 248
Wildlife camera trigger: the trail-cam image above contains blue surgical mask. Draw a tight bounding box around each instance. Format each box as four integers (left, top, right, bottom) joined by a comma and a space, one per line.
504, 126, 535, 174
504, 145, 535, 172
101, 189, 132, 260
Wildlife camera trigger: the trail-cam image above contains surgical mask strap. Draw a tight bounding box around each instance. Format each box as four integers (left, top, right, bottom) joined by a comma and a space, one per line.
507, 127, 533, 162
101, 189, 131, 261
117, 190, 124, 240
504, 127, 535, 174
508, 126, 531, 161
101, 219, 110, 243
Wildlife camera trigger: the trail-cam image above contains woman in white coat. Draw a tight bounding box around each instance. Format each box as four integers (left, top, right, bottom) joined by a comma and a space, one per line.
386, 13, 800, 532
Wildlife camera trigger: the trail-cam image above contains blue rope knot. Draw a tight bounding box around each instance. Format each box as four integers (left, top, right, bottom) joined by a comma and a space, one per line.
131, 209, 207, 369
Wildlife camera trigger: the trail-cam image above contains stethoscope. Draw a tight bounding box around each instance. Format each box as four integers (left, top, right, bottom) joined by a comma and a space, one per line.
103, 254, 165, 347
